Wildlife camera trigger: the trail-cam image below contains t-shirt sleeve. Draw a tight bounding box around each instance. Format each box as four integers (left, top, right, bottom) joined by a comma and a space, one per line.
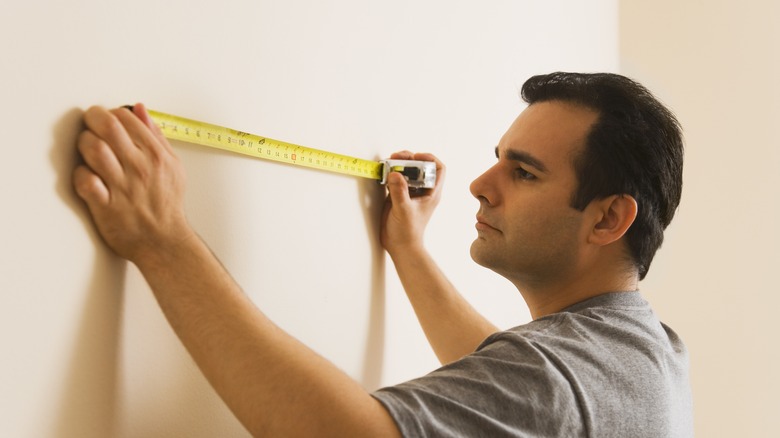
371, 333, 584, 438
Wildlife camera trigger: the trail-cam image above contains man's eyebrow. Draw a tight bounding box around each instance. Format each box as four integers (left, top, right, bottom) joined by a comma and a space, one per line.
494, 146, 549, 173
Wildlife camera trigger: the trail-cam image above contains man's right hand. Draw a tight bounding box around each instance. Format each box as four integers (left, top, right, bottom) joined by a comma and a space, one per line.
380, 151, 445, 255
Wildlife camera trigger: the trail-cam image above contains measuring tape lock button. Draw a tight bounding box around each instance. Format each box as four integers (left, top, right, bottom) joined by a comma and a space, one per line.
380, 159, 436, 189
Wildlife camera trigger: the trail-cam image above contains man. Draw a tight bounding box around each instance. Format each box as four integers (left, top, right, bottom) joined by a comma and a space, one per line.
73, 72, 693, 436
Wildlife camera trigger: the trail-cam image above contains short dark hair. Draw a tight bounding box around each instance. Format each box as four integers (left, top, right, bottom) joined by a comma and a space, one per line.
521, 72, 684, 280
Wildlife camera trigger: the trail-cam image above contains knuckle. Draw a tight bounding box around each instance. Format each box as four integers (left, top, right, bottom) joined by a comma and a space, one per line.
72, 167, 99, 197
78, 132, 114, 165
84, 105, 105, 119
146, 145, 164, 164
76, 130, 92, 152
77, 130, 100, 150
84, 107, 125, 139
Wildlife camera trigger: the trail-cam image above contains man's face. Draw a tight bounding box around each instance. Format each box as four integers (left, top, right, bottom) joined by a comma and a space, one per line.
469, 101, 599, 287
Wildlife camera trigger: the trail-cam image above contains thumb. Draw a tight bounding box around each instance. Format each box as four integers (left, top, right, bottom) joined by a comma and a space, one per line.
386, 171, 411, 207
131, 102, 154, 127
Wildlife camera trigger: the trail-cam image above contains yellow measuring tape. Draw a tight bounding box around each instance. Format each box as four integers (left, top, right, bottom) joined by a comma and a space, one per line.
137, 108, 436, 188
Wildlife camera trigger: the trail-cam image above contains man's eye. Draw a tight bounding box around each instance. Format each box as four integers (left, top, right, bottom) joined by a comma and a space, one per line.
515, 168, 536, 180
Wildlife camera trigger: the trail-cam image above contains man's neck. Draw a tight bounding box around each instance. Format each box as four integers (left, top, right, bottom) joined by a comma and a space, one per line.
515, 268, 639, 320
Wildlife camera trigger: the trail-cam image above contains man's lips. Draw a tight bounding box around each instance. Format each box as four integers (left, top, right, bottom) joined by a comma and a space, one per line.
475, 215, 500, 232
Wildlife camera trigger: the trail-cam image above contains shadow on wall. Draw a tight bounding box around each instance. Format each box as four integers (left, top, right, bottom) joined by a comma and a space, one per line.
357, 177, 387, 389
120, 142, 255, 437
49, 108, 127, 437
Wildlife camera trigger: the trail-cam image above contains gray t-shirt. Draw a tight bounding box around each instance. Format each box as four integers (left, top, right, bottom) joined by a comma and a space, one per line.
372, 291, 693, 437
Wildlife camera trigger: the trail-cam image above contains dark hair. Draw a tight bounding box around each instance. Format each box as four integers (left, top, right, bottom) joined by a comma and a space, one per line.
521, 72, 683, 280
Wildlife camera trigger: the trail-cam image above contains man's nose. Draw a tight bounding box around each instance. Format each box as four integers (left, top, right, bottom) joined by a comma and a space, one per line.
469, 165, 498, 205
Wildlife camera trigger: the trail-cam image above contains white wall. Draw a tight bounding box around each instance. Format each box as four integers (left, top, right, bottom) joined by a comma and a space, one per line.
619, 1, 780, 436
0, 1, 617, 436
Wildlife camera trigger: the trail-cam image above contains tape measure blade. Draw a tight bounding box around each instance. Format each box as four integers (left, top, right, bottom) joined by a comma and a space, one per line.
146, 109, 384, 181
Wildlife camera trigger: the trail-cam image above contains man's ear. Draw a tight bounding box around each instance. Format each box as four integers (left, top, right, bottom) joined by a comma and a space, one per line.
587, 194, 638, 246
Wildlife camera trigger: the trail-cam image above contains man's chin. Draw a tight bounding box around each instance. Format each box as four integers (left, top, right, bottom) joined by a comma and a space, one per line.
469, 240, 494, 269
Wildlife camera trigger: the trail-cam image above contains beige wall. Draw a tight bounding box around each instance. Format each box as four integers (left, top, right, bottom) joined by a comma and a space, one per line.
620, 1, 780, 436
0, 1, 617, 436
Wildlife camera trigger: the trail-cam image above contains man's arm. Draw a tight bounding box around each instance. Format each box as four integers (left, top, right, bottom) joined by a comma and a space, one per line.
381, 152, 499, 365
73, 104, 400, 437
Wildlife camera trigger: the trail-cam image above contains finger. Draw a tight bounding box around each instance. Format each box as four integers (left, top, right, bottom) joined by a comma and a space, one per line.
390, 150, 414, 160
73, 164, 110, 206
411, 152, 444, 174
410, 152, 440, 165
77, 130, 125, 187
111, 105, 171, 157
83, 106, 143, 164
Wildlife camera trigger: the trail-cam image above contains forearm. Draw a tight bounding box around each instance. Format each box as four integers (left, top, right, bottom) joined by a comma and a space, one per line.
74, 105, 396, 436
135, 235, 399, 438
388, 244, 499, 365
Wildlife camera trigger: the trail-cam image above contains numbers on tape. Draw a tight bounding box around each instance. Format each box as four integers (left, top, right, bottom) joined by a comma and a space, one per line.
135, 107, 436, 189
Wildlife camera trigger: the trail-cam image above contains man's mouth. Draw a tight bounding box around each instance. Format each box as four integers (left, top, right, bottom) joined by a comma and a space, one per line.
475, 215, 499, 232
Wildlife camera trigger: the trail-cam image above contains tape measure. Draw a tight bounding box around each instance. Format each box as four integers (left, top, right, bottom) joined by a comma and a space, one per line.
134, 107, 436, 189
